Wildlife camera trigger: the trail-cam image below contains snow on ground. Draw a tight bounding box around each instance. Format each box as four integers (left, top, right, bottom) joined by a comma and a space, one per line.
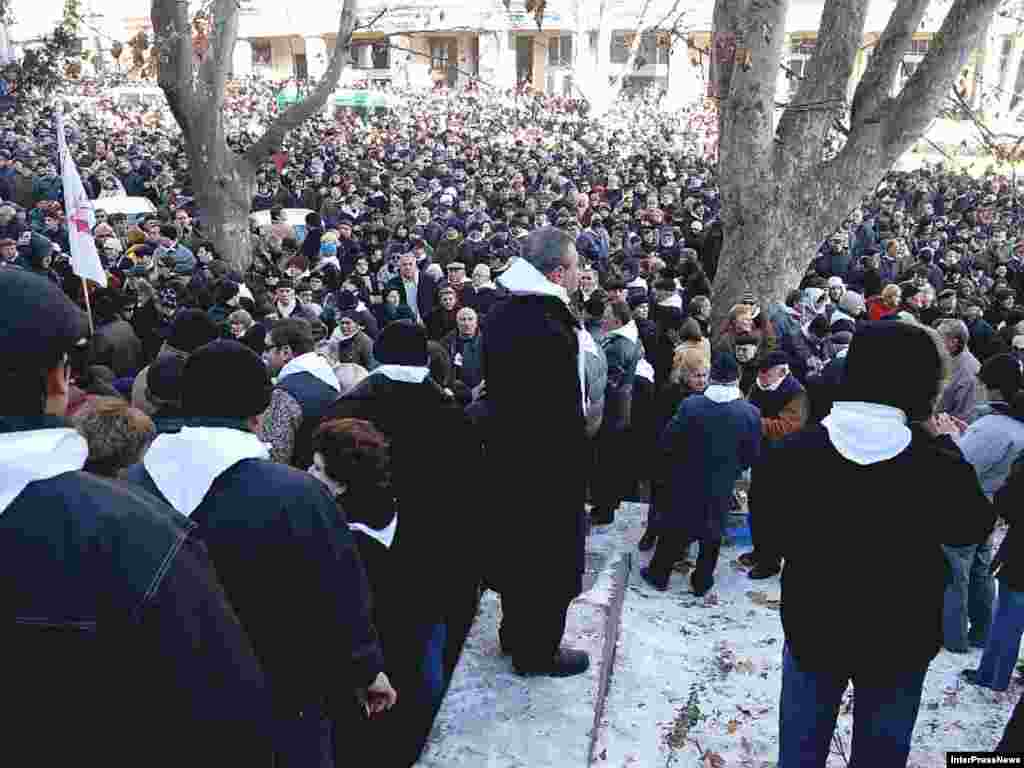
592, 510, 1019, 768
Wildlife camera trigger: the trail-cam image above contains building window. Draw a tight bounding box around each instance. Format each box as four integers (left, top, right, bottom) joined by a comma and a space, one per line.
371, 41, 389, 69
789, 37, 817, 55
548, 34, 572, 67
430, 40, 450, 71
611, 31, 630, 63
252, 40, 272, 67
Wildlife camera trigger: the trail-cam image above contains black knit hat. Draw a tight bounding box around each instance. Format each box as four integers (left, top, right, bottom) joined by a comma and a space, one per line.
148, 353, 187, 405
374, 320, 428, 366
710, 351, 740, 384
757, 351, 791, 371
843, 320, 945, 421
980, 353, 1023, 399
167, 309, 220, 354
181, 340, 273, 419
0, 268, 89, 369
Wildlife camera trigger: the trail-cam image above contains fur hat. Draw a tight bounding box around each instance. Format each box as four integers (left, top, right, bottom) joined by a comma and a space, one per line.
167, 309, 220, 354
181, 340, 273, 419
374, 319, 428, 366
843, 320, 946, 421
710, 351, 740, 384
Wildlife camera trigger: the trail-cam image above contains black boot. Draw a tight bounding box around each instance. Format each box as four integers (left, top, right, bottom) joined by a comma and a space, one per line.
514, 648, 591, 678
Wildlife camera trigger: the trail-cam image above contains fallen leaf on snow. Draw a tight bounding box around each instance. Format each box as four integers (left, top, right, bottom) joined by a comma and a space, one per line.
702, 750, 726, 767
727, 719, 740, 734
746, 590, 781, 610
735, 659, 757, 675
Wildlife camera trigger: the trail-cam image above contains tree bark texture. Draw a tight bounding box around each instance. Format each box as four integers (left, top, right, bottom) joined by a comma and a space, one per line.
151, 0, 357, 273
710, 0, 1002, 346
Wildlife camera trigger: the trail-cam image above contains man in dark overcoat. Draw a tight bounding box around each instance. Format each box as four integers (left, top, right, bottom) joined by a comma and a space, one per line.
480, 226, 591, 678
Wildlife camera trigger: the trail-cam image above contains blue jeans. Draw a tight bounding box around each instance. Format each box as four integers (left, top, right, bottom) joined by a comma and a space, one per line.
943, 538, 995, 651
976, 585, 1024, 691
422, 622, 448, 712
778, 646, 927, 768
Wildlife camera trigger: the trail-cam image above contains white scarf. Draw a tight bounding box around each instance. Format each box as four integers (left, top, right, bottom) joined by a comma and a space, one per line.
635, 358, 654, 383
144, 427, 270, 516
349, 514, 399, 549
332, 325, 360, 342
279, 351, 342, 392
0, 428, 88, 514
658, 294, 683, 309
755, 371, 788, 392
372, 364, 430, 384
704, 384, 742, 403
606, 319, 639, 344
822, 401, 912, 465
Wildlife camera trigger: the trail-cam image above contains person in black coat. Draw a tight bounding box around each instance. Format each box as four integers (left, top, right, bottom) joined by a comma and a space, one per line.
124, 340, 394, 767
0, 270, 273, 768
479, 227, 590, 678
322, 321, 483, 767
757, 321, 995, 768
964, 462, 1024, 692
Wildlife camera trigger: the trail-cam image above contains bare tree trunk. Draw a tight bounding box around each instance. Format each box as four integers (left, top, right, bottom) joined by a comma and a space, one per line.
151, 0, 357, 273
996, 3, 1024, 120
709, 0, 1002, 346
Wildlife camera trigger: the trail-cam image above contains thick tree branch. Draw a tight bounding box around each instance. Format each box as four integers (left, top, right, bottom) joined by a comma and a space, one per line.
849, 0, 930, 126
774, 0, 869, 173
199, 0, 239, 109
823, 0, 1002, 222
244, 0, 356, 166
152, 0, 197, 135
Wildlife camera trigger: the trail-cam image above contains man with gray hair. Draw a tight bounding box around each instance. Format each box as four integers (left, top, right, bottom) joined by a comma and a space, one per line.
937, 318, 980, 424
481, 226, 591, 678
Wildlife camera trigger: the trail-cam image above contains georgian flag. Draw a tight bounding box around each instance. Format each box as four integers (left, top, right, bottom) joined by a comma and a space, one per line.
55, 113, 106, 287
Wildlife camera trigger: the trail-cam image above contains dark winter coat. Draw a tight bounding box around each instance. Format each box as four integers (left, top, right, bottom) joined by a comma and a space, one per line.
323, 373, 482, 626
90, 318, 143, 378
479, 294, 587, 598
600, 328, 643, 433
659, 393, 761, 540
386, 274, 438, 323
3, 416, 272, 767
992, 464, 1024, 592
757, 424, 995, 675
442, 329, 484, 390
125, 435, 385, 715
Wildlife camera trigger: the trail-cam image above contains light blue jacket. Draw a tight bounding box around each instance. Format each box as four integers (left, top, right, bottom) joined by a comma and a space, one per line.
958, 405, 1024, 499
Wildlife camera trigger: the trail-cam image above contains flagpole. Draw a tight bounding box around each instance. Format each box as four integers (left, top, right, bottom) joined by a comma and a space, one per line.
81, 278, 94, 335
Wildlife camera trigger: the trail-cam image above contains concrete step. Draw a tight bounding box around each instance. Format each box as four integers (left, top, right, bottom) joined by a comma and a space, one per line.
414, 503, 645, 768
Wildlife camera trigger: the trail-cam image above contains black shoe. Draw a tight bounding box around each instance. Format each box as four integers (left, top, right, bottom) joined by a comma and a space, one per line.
737, 551, 758, 568
748, 562, 781, 580
514, 648, 591, 678
640, 566, 668, 592
590, 506, 615, 526
691, 577, 714, 598
638, 530, 657, 552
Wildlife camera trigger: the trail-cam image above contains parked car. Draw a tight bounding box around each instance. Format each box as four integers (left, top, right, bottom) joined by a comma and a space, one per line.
248, 207, 314, 243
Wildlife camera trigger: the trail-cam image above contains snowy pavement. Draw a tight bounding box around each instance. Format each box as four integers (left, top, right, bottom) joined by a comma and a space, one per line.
593, 508, 1020, 768
419, 502, 1019, 767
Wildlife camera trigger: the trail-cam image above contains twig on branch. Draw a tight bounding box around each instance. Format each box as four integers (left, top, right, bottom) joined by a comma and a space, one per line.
354, 7, 389, 32
244, 0, 356, 165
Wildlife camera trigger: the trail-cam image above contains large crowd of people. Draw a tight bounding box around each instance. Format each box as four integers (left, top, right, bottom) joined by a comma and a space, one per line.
2, 72, 1024, 766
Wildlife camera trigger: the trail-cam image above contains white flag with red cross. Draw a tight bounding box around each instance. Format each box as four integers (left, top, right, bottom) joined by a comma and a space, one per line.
55, 113, 106, 287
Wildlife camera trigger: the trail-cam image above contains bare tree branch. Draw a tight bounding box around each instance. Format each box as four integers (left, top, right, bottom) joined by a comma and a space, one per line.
849, 0, 931, 126
152, 0, 197, 135
774, 0, 870, 173
199, 0, 239, 109
883, 0, 1001, 150
244, 0, 357, 166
